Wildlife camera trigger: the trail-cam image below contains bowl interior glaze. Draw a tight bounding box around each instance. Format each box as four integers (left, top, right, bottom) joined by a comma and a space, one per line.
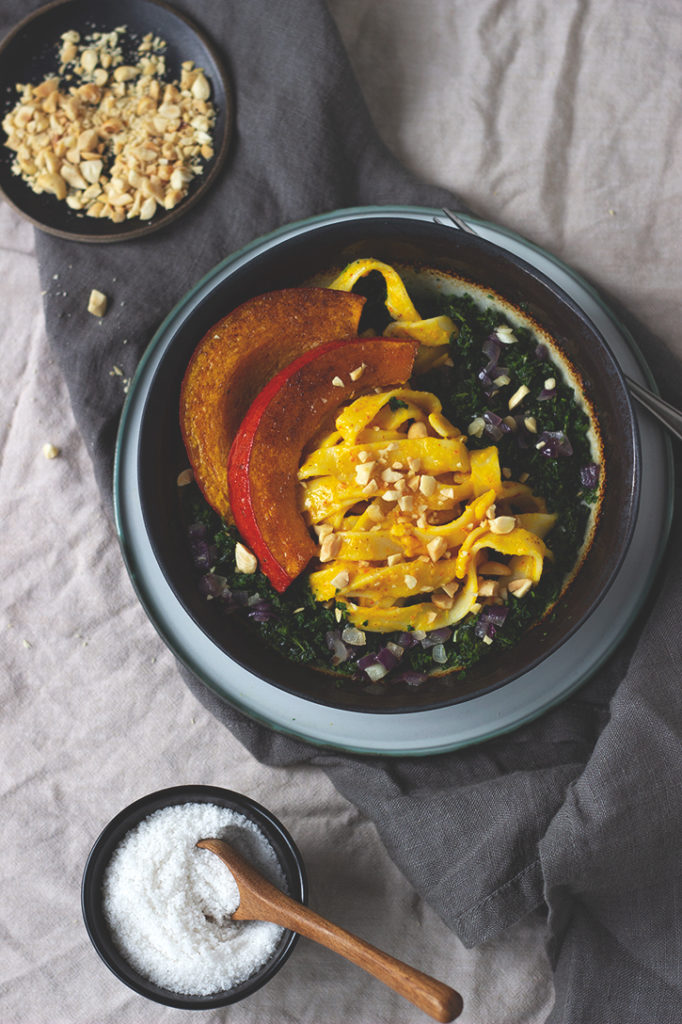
137, 215, 640, 713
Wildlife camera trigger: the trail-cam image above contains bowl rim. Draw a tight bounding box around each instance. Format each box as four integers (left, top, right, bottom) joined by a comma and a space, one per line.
81, 784, 307, 1009
130, 208, 640, 712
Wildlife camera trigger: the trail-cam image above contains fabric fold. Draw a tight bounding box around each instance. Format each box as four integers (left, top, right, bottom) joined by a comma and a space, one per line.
7, 0, 680, 1019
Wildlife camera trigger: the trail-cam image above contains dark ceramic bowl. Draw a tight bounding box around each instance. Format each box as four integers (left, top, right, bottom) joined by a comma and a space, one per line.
81, 785, 306, 1009
135, 212, 640, 713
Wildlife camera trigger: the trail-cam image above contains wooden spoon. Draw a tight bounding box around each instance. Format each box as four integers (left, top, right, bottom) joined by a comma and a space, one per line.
197, 837, 463, 1022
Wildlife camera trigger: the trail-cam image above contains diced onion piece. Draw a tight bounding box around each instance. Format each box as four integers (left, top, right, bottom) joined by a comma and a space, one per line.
342, 625, 367, 646
432, 644, 447, 664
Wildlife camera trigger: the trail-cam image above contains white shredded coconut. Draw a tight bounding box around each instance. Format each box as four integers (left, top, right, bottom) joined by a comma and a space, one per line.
101, 802, 287, 996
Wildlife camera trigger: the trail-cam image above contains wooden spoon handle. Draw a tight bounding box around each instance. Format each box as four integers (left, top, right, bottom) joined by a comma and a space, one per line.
262, 891, 463, 1022
196, 838, 462, 1021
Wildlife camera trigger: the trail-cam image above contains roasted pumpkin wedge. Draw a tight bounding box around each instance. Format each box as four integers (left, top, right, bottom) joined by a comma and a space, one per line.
180, 288, 365, 522
227, 336, 419, 591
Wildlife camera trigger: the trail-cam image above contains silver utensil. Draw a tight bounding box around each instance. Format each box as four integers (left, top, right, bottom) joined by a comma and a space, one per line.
436, 207, 479, 235
437, 207, 681, 443
625, 376, 682, 443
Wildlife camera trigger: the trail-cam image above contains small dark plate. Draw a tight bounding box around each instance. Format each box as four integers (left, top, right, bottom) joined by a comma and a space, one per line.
0, 0, 232, 242
82, 786, 306, 1009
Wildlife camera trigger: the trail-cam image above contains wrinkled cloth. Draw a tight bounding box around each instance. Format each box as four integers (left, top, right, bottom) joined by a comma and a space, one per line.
2, 1, 681, 1022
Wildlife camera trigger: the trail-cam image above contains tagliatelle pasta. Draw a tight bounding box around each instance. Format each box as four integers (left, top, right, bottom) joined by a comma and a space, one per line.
328, 258, 456, 372
300, 388, 556, 634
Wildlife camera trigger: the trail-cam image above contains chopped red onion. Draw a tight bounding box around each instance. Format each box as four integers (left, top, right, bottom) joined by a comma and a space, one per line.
482, 333, 503, 365
420, 627, 453, 648
247, 599, 276, 623
474, 603, 509, 640
377, 647, 400, 670
580, 463, 601, 488
474, 617, 496, 640
483, 411, 512, 442
342, 625, 367, 646
326, 630, 350, 665
198, 573, 228, 599
188, 522, 209, 540
537, 384, 557, 401
478, 367, 497, 396
365, 662, 389, 683
536, 430, 573, 458
189, 537, 214, 570
395, 670, 429, 687
482, 604, 508, 627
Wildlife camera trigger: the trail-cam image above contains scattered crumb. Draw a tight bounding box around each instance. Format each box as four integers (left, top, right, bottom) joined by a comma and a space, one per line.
42, 442, 60, 459
88, 288, 107, 316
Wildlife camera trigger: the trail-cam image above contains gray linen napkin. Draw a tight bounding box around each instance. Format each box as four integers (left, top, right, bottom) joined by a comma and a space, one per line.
5, 1, 681, 1020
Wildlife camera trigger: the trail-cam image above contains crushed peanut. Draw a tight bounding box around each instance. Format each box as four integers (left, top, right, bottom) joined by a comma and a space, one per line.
355, 461, 376, 486
2, 27, 216, 224
488, 515, 517, 535
467, 416, 485, 438
87, 287, 107, 316
478, 560, 512, 576
407, 420, 428, 439
508, 384, 530, 410
235, 542, 258, 574
477, 579, 499, 597
176, 468, 193, 486
419, 474, 437, 497
426, 535, 448, 562
508, 577, 532, 597
319, 533, 343, 562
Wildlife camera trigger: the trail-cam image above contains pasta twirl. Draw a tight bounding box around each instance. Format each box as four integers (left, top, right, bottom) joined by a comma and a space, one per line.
301, 389, 555, 634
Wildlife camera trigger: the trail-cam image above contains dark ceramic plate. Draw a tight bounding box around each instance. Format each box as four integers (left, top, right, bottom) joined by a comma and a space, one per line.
134, 213, 640, 714
82, 786, 306, 1009
0, 0, 232, 242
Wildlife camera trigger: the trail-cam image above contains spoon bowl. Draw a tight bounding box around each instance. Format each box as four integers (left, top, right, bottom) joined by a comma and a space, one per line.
197, 837, 463, 1022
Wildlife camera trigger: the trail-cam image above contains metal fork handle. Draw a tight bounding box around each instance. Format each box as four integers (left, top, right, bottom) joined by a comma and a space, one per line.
436, 207, 479, 235
626, 376, 682, 443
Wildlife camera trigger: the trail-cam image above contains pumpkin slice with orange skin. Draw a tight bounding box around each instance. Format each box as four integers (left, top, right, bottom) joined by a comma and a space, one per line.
180, 288, 366, 523
228, 336, 419, 592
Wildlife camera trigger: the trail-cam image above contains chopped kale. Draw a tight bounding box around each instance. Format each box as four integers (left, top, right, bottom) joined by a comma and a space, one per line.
388, 396, 409, 411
